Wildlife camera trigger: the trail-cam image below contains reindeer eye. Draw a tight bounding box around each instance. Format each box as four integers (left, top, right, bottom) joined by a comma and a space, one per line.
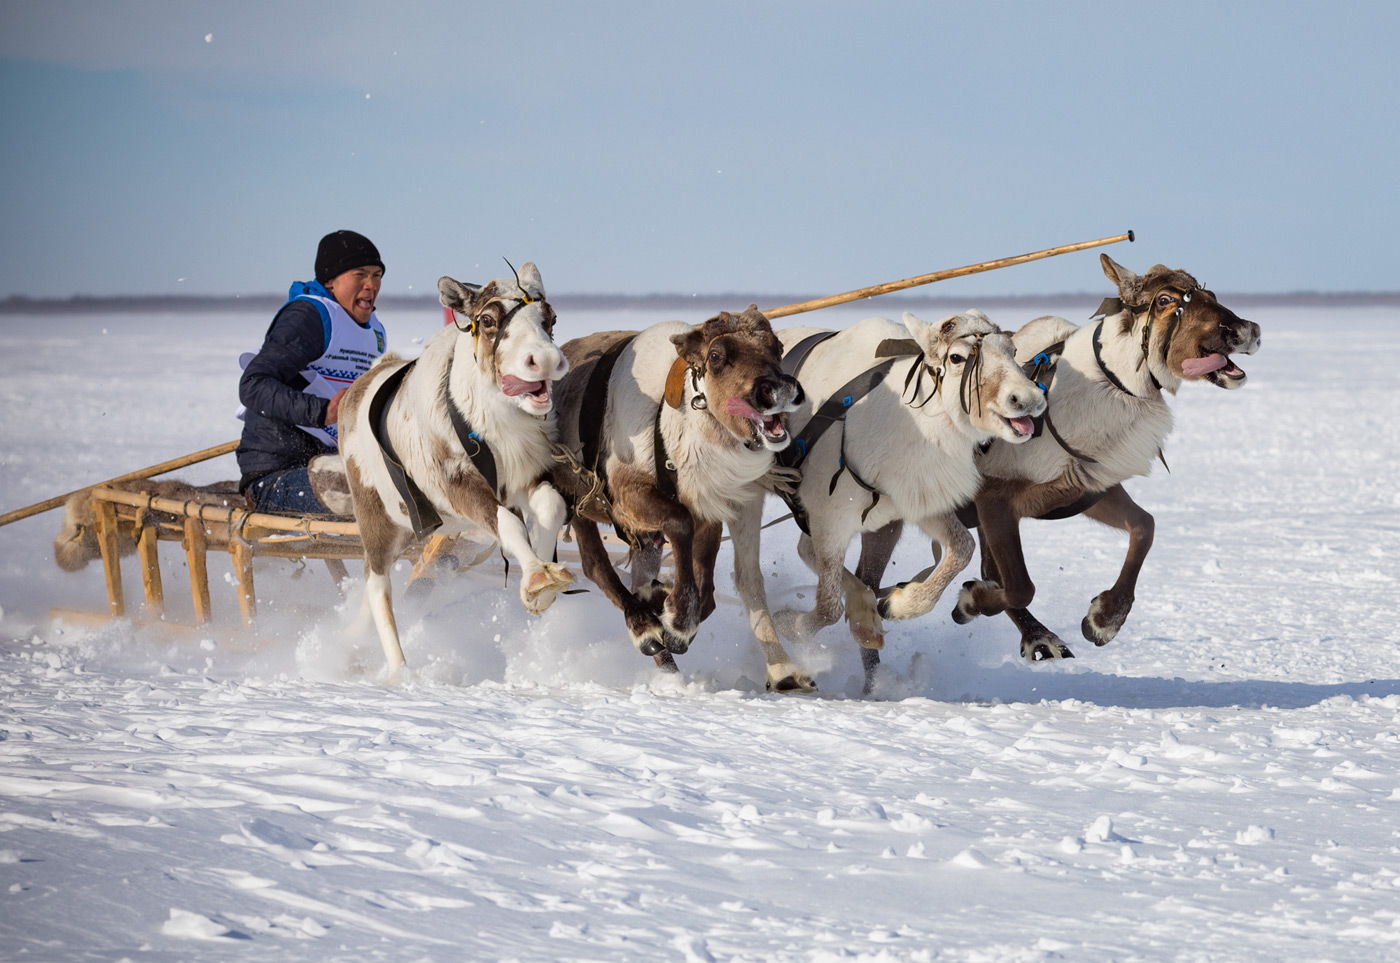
708, 349, 723, 367
948, 353, 966, 365
1157, 294, 1174, 307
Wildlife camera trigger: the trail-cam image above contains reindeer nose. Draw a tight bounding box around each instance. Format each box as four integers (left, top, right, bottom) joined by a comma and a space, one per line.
754, 375, 778, 410
755, 373, 803, 410
1006, 386, 1043, 414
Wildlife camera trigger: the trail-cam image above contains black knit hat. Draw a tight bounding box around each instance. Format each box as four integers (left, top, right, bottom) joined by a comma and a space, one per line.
314, 230, 385, 284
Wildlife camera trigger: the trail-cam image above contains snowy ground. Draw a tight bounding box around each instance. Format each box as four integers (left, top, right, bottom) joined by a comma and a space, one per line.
1, 295, 1398, 961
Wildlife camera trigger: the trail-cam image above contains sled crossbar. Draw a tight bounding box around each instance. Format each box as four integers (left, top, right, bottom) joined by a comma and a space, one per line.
74, 486, 632, 631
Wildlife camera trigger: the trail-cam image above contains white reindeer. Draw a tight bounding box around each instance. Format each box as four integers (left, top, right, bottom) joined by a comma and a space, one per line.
338, 262, 573, 675
763, 310, 1045, 691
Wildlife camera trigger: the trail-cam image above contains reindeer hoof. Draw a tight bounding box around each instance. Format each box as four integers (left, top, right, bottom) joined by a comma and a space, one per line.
952, 580, 993, 625
1083, 615, 1116, 646
639, 636, 665, 657
663, 632, 691, 656
1023, 636, 1074, 661
654, 650, 680, 673
522, 563, 574, 614
767, 673, 817, 694
875, 584, 919, 621
1082, 592, 1128, 645
845, 583, 884, 648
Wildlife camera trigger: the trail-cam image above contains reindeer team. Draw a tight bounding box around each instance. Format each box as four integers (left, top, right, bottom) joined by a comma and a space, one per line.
145, 251, 1259, 691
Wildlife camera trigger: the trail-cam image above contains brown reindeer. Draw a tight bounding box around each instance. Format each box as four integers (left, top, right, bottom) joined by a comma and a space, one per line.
552, 306, 809, 690
921, 254, 1262, 660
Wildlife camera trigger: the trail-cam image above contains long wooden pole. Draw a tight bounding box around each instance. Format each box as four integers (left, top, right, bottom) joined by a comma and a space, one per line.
0, 439, 240, 528
762, 230, 1134, 320
1, 231, 1131, 528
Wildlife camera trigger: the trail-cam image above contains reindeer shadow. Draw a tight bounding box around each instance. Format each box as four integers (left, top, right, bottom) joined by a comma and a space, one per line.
878, 652, 1400, 711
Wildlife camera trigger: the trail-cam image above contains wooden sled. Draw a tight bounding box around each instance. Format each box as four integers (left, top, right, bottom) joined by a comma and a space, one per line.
56, 484, 640, 632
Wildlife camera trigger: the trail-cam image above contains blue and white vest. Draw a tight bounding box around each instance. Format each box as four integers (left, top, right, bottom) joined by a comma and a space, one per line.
238, 280, 387, 447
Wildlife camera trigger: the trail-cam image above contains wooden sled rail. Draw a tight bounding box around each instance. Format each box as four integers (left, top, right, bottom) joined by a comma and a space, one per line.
75, 486, 635, 632
85, 485, 368, 628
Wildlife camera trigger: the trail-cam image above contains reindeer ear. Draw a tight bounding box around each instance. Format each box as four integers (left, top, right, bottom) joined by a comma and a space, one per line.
1100, 254, 1144, 305
670, 325, 708, 366
901, 311, 951, 356
516, 262, 545, 300
438, 276, 480, 313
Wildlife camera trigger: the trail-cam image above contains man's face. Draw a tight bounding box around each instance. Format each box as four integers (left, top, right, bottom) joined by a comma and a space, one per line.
327, 265, 383, 324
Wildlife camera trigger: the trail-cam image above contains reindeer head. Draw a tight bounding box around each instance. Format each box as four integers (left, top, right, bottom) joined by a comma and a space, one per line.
439, 261, 569, 414
668, 305, 804, 452
900, 310, 1045, 445
1101, 254, 1262, 391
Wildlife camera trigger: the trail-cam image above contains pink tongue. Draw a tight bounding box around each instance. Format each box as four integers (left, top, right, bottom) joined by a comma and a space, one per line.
726, 397, 761, 419
1181, 353, 1228, 377
501, 375, 545, 397
1009, 416, 1035, 436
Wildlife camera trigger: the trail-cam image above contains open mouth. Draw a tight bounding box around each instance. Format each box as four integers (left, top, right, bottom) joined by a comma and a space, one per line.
1182, 352, 1246, 384
726, 396, 790, 446
1002, 414, 1036, 439
501, 375, 551, 407
355, 297, 375, 314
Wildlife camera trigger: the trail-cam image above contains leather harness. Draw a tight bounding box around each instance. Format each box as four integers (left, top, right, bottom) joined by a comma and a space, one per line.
369, 353, 502, 540
369, 287, 548, 540
570, 334, 681, 547
774, 332, 916, 535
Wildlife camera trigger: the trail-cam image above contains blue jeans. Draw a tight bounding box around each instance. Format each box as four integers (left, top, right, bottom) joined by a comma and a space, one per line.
246, 467, 331, 515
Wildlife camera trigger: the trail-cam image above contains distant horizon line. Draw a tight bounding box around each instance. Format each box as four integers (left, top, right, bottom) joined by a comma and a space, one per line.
3, 289, 1399, 314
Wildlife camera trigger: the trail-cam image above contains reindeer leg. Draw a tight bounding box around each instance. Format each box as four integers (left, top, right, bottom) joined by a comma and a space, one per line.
343, 463, 411, 677
952, 488, 1036, 625
692, 518, 723, 625
495, 504, 573, 615
573, 517, 669, 656
1006, 607, 1075, 661
852, 520, 901, 694
974, 515, 1074, 662
359, 526, 411, 678
775, 524, 848, 642
877, 514, 975, 622
731, 497, 813, 693
521, 480, 573, 609
629, 536, 665, 604
1079, 484, 1154, 646
623, 488, 705, 654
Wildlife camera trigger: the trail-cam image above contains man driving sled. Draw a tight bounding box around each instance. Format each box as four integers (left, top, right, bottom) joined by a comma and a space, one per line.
237, 230, 387, 513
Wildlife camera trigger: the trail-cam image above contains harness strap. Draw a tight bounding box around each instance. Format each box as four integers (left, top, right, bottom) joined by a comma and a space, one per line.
370, 354, 505, 540
829, 432, 883, 526
1042, 408, 1098, 464
777, 360, 897, 475
444, 374, 500, 504
652, 408, 679, 501
776, 356, 901, 534
578, 336, 634, 478
782, 330, 840, 379
369, 361, 443, 539
1017, 341, 1100, 465
1092, 315, 1161, 395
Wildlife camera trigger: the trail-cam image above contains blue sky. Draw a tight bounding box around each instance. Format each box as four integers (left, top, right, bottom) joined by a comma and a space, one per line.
1, 1, 1395, 299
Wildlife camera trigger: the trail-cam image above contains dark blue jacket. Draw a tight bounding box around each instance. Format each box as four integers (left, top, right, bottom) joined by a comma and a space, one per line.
236, 294, 337, 491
